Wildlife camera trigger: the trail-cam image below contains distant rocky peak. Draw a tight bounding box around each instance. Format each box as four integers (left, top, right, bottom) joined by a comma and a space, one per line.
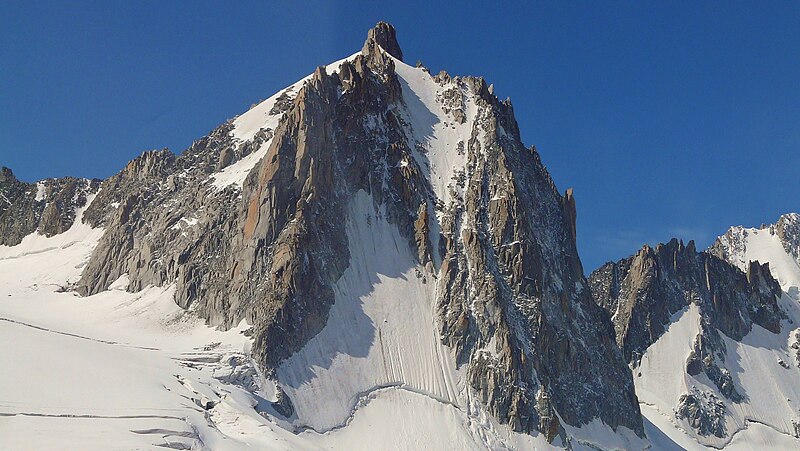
362, 21, 403, 61
709, 212, 800, 287
775, 212, 800, 262
0, 166, 16, 186
708, 213, 800, 264
0, 167, 100, 246
119, 148, 176, 180
590, 237, 783, 362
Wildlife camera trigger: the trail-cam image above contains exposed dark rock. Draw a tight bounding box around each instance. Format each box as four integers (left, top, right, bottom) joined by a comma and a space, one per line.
0, 166, 100, 246
791, 329, 800, 367
589, 239, 783, 365
434, 97, 641, 436
363, 21, 403, 61
675, 389, 728, 438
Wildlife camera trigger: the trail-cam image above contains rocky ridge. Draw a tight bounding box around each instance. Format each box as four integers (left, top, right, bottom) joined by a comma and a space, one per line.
0, 166, 100, 246
590, 220, 797, 442
590, 239, 783, 364
710, 212, 800, 283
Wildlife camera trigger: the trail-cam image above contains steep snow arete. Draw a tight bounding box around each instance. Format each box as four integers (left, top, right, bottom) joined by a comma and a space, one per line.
1, 23, 799, 450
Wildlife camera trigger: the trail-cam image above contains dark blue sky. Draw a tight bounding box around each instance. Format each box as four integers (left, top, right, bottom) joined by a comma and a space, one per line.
2, 2, 798, 271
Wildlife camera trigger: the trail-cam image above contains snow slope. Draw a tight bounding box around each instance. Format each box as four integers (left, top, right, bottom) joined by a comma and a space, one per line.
635, 305, 702, 417
276, 190, 464, 432
0, 191, 102, 290
635, 300, 800, 449
0, 196, 310, 450
717, 222, 800, 290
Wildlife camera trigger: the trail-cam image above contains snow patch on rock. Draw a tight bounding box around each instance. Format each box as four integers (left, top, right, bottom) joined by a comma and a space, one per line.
393, 58, 476, 206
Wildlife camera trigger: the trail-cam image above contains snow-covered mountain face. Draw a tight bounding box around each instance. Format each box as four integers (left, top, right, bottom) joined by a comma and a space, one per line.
0, 23, 646, 449
0, 167, 101, 246
5, 21, 798, 450
705, 213, 800, 442
590, 214, 800, 448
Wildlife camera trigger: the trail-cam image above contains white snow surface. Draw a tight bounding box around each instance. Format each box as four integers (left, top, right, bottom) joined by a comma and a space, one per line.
0, 196, 305, 450
0, 191, 103, 288
34, 181, 46, 202
718, 223, 800, 290
635, 305, 702, 412
636, 300, 800, 449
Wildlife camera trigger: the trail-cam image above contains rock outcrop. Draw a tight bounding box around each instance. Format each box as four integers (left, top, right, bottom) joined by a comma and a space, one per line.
590, 239, 783, 364
363, 21, 404, 61
0, 166, 100, 246
709, 212, 800, 282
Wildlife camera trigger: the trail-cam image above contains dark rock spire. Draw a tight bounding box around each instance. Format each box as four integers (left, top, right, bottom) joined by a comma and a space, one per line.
362, 21, 403, 61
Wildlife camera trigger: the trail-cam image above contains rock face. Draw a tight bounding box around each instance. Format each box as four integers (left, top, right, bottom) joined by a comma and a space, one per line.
0, 166, 100, 246
363, 21, 404, 61
589, 238, 785, 439
675, 388, 728, 438
434, 121, 641, 437
590, 239, 783, 363
3, 23, 644, 443
704, 213, 800, 445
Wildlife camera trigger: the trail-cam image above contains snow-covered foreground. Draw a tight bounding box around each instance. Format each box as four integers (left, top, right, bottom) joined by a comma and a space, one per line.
0, 203, 308, 450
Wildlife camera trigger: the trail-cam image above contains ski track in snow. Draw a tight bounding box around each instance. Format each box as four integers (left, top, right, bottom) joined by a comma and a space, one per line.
0, 317, 160, 350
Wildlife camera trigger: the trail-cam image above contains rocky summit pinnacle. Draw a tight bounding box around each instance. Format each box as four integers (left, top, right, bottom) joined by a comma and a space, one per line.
362, 21, 403, 61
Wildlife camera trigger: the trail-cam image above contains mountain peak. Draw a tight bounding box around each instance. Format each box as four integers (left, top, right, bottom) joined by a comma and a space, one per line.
362, 21, 403, 61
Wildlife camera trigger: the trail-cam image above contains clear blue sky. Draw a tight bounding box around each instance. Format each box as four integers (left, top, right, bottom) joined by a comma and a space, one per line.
2, 1, 799, 271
